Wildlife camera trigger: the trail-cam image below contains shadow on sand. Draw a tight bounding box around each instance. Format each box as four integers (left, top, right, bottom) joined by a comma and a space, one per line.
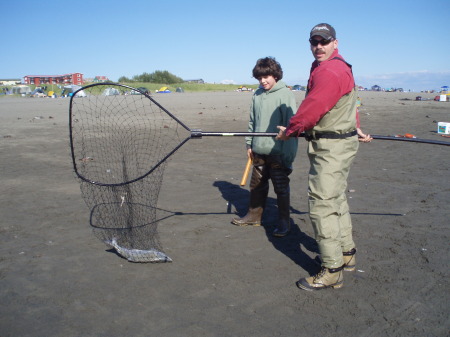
150, 180, 405, 273
213, 180, 319, 275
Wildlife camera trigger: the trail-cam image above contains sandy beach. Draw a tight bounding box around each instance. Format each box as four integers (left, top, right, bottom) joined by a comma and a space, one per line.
0, 90, 449, 336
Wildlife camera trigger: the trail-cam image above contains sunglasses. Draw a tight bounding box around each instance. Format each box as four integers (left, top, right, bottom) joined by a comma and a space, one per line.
309, 38, 333, 46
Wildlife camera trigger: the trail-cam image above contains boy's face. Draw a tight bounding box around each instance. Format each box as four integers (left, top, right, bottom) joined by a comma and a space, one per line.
258, 75, 277, 91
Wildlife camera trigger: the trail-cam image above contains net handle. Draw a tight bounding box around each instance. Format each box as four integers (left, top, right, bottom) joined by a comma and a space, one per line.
191, 131, 450, 146
370, 135, 450, 146
190, 129, 279, 138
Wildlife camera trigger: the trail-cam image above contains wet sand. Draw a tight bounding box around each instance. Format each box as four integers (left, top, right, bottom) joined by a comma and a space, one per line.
0, 91, 449, 336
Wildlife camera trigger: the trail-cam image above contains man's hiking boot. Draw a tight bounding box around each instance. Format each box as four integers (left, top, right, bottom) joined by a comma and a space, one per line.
296, 265, 344, 291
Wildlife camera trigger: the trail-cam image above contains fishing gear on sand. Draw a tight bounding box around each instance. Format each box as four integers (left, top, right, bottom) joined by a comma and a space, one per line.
69, 83, 448, 263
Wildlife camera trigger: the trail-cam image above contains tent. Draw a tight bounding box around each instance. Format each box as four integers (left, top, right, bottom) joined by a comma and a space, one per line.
292, 84, 305, 91
30, 88, 46, 96
156, 86, 171, 93
102, 87, 120, 96
63, 85, 82, 93
74, 90, 87, 97
62, 85, 86, 97
371, 85, 382, 91
176, 87, 184, 93
12, 86, 31, 95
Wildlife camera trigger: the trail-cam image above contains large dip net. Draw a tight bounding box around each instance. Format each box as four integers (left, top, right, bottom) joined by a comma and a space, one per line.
69, 83, 277, 262
69, 84, 193, 262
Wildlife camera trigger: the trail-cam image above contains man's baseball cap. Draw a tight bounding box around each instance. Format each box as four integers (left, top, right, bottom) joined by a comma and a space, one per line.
310, 23, 336, 40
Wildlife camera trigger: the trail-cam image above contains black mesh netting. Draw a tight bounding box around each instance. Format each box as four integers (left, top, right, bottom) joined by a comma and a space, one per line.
69, 83, 191, 262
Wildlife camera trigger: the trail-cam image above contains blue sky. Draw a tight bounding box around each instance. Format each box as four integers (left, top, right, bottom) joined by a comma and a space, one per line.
2, 0, 449, 91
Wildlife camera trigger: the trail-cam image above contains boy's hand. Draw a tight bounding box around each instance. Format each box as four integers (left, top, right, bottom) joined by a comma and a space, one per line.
276, 126, 290, 140
247, 148, 253, 160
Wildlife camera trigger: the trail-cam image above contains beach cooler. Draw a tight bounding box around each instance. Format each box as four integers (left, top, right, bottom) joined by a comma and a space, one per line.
437, 122, 450, 134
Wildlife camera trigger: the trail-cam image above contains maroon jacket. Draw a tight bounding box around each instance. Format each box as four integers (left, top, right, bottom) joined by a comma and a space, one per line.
286, 49, 360, 137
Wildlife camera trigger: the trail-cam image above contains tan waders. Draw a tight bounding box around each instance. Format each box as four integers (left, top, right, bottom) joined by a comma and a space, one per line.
300, 134, 359, 290
232, 154, 291, 237
316, 247, 357, 271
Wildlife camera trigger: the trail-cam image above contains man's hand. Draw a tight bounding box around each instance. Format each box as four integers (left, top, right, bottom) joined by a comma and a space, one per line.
357, 128, 373, 143
276, 126, 290, 140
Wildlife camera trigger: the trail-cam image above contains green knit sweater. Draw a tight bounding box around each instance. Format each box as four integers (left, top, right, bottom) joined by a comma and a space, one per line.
246, 80, 298, 168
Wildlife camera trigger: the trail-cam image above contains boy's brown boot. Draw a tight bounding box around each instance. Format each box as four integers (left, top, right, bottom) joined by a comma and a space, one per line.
296, 266, 344, 291
232, 177, 268, 226
231, 207, 263, 226
343, 248, 356, 271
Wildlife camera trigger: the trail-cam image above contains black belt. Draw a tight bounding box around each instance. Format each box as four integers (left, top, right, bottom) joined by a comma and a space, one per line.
305, 130, 357, 141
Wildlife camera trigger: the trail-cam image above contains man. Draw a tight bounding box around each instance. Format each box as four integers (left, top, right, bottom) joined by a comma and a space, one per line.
277, 23, 370, 290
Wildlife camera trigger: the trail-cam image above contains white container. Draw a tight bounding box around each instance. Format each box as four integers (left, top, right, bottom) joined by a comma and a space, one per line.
440, 95, 447, 101
437, 122, 450, 134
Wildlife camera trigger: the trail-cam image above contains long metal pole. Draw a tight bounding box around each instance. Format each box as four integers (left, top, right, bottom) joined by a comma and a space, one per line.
192, 130, 450, 146
371, 135, 450, 146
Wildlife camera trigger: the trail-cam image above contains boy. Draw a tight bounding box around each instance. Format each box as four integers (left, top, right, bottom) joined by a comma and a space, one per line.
232, 57, 298, 237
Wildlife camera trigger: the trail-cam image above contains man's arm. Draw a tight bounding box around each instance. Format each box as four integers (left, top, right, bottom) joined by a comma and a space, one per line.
286, 69, 343, 136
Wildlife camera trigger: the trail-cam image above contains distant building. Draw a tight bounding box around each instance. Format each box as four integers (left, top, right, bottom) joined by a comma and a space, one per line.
0, 79, 21, 86
23, 73, 83, 86
93, 76, 109, 83
184, 79, 204, 84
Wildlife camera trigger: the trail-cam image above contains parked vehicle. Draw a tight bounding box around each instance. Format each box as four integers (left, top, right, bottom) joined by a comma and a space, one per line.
131, 87, 150, 95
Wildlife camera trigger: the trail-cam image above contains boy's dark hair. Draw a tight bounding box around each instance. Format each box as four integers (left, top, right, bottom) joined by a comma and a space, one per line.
252, 57, 283, 80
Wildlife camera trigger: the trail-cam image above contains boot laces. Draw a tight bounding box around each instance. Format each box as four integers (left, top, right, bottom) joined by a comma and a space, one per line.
313, 267, 327, 281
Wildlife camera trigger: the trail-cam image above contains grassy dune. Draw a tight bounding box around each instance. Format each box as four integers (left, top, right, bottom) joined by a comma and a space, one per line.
116, 82, 259, 93
0, 82, 260, 97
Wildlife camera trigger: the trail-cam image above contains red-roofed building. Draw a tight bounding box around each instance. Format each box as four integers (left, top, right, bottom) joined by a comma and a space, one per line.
23, 73, 83, 86
93, 76, 109, 83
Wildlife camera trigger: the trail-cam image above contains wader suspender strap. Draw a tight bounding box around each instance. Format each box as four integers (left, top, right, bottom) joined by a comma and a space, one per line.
331, 56, 355, 86
306, 57, 355, 94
